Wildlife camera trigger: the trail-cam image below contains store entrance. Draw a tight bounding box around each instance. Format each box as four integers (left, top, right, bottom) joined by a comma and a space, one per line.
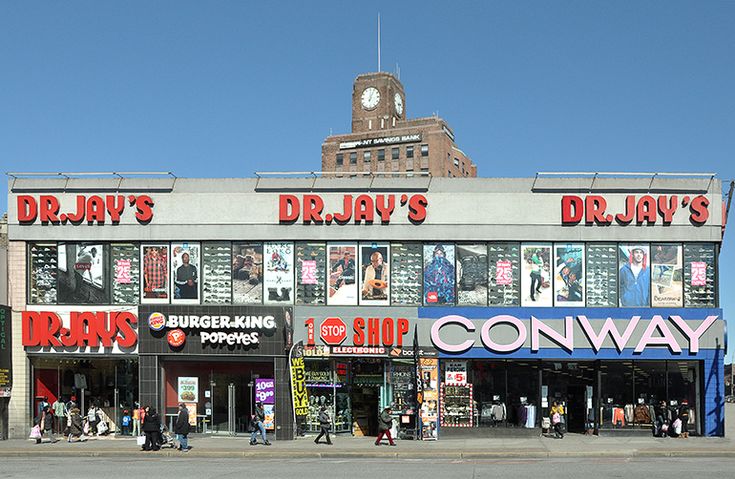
351, 386, 380, 436
542, 361, 595, 434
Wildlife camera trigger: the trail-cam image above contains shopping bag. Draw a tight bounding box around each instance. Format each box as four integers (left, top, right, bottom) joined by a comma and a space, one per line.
136, 435, 146, 446
29, 425, 42, 439
83, 422, 90, 434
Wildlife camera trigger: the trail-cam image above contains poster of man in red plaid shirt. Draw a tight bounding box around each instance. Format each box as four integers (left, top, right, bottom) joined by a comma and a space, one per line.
142, 244, 169, 302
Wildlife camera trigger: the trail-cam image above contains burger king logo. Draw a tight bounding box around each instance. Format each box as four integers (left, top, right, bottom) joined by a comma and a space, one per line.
167, 328, 186, 348
148, 312, 166, 331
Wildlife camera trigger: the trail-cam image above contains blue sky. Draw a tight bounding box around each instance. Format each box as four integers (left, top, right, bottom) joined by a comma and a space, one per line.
2, 1, 734, 354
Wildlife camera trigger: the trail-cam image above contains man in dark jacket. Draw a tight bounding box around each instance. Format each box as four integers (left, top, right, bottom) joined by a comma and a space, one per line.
375, 406, 396, 446
249, 401, 271, 446
67, 408, 85, 443
314, 405, 332, 445
142, 407, 161, 451
174, 403, 191, 452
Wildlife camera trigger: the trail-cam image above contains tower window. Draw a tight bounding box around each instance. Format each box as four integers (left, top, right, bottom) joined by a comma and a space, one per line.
364, 151, 371, 162
377, 149, 385, 161
406, 146, 414, 158
350, 152, 357, 164
421, 144, 429, 157
392, 147, 399, 160
336, 153, 344, 166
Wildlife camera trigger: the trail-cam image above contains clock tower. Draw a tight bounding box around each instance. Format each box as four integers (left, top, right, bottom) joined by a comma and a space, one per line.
351, 72, 405, 133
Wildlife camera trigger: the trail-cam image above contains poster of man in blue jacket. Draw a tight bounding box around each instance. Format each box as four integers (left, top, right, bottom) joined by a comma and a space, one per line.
619, 244, 650, 306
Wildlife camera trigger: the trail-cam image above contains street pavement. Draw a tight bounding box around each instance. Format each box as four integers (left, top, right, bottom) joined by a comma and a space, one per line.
0, 404, 733, 460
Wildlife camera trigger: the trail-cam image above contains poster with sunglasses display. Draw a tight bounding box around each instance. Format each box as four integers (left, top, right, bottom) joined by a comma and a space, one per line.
391, 243, 422, 305
683, 243, 716, 307
586, 244, 618, 307
423, 243, 455, 305
233, 242, 263, 304
296, 243, 326, 305
619, 244, 650, 307
359, 243, 390, 305
112, 243, 140, 304
264, 242, 294, 304
328, 243, 358, 305
456, 244, 488, 306
521, 244, 552, 307
142, 244, 169, 303
203, 242, 232, 304
553, 244, 584, 307
651, 244, 683, 307
29, 244, 57, 304
171, 243, 200, 304
58, 243, 109, 304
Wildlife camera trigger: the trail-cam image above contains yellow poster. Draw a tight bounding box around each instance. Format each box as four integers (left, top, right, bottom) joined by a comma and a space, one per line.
290, 355, 308, 417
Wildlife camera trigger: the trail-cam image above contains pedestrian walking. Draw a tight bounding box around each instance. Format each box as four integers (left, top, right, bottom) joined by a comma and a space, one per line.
550, 401, 565, 439
142, 407, 161, 451
314, 405, 332, 445
249, 401, 271, 446
67, 408, 86, 443
40, 406, 56, 443
174, 403, 191, 452
87, 405, 100, 436
375, 406, 396, 446
678, 400, 690, 438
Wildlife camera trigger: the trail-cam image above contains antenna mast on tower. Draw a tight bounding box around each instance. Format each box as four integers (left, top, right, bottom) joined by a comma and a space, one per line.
377, 13, 381, 72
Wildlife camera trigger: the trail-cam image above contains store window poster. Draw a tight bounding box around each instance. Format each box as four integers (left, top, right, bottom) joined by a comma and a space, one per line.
423, 243, 455, 305
419, 358, 438, 439
619, 244, 650, 307
178, 377, 199, 403
58, 243, 109, 304
328, 243, 358, 305
264, 242, 294, 304
141, 244, 169, 303
171, 243, 201, 304
521, 244, 552, 307
651, 244, 683, 307
456, 244, 488, 306
233, 243, 263, 304
359, 243, 390, 305
553, 244, 585, 307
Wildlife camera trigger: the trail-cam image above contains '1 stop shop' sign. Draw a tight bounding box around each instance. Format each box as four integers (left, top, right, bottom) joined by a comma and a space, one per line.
320, 317, 347, 346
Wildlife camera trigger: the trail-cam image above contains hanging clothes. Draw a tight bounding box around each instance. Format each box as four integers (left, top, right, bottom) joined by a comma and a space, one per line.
612, 407, 625, 427
524, 405, 536, 428
624, 404, 634, 424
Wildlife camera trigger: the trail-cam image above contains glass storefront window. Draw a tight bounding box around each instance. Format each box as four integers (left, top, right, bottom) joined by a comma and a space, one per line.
470, 361, 507, 427
111, 243, 140, 304
668, 361, 698, 435
202, 242, 231, 304
58, 242, 110, 304
391, 243, 422, 305
487, 242, 520, 306
632, 360, 666, 429
506, 361, 539, 428
296, 242, 326, 305
586, 244, 618, 307
232, 242, 263, 304
599, 361, 635, 429
28, 243, 57, 304
651, 244, 683, 307
456, 244, 488, 306
683, 243, 716, 307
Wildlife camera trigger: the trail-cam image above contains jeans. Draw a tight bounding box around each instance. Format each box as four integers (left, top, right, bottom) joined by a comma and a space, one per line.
132, 419, 141, 436
553, 422, 564, 438
530, 272, 542, 299
176, 434, 188, 450
250, 421, 267, 443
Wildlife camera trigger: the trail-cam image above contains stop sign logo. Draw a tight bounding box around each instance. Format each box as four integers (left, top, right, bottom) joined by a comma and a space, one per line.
320, 317, 347, 346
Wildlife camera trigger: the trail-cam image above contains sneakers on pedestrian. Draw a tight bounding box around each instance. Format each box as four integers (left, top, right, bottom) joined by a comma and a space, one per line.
249, 440, 257, 446
264, 441, 272, 446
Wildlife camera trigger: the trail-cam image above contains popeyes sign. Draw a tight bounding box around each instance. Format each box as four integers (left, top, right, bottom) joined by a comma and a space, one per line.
561, 194, 710, 226
22, 307, 138, 354
16, 194, 154, 225
279, 194, 427, 225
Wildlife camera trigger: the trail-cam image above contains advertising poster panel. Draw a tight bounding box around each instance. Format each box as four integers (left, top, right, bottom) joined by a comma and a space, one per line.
456, 244, 488, 306
553, 244, 585, 307
178, 377, 199, 403
264, 242, 294, 304
233, 243, 263, 304
328, 243, 358, 305
171, 243, 201, 303
419, 358, 438, 439
652, 244, 683, 307
141, 244, 169, 303
423, 243, 455, 305
359, 243, 390, 306
619, 244, 651, 307
112, 244, 140, 304
521, 244, 552, 306
58, 243, 109, 304
0, 306, 11, 397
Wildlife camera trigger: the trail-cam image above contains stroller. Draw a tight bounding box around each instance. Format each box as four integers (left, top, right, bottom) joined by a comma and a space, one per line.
159, 424, 176, 449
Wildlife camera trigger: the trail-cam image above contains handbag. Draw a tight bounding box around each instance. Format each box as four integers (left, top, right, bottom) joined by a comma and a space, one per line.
136, 435, 146, 446
29, 425, 42, 439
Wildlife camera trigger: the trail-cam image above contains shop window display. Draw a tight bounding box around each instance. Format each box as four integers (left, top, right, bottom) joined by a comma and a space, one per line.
599, 361, 635, 429
667, 361, 698, 435
506, 361, 539, 428
359, 243, 390, 306
487, 243, 520, 306
456, 244, 488, 306
28, 243, 58, 304
553, 244, 584, 307
632, 361, 667, 428
683, 243, 716, 308
618, 244, 651, 307
295, 242, 326, 305
202, 242, 232, 304
423, 243, 455, 305
58, 243, 110, 304
651, 244, 683, 307
232, 242, 263, 304
264, 242, 294, 304
586, 244, 618, 307
141, 244, 169, 303
304, 359, 351, 434
111, 243, 140, 305
171, 243, 201, 303
521, 244, 552, 307
390, 243, 422, 305
470, 361, 507, 427
328, 243, 358, 305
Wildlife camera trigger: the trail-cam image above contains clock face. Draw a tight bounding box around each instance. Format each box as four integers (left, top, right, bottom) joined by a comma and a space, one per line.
361, 87, 380, 110
394, 93, 403, 115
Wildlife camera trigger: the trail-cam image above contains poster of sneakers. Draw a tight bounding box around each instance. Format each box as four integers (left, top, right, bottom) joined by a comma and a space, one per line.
29, 244, 58, 304
295, 242, 326, 305
683, 243, 715, 307
521, 244, 552, 307
264, 242, 294, 304
112, 244, 140, 305
327, 243, 358, 305
651, 244, 683, 307
58, 243, 109, 304
141, 244, 169, 303
618, 244, 650, 307
423, 243, 455, 305
233, 243, 263, 304
171, 243, 200, 304
487, 243, 520, 306
553, 244, 585, 307
202, 242, 232, 304
391, 243, 422, 305
359, 243, 390, 306
456, 244, 488, 306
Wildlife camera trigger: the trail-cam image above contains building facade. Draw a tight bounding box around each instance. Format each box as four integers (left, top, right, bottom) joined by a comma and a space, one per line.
4, 173, 726, 439
321, 72, 477, 178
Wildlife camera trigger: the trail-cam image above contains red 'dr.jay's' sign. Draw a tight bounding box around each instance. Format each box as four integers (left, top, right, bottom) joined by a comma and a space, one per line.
561, 194, 710, 226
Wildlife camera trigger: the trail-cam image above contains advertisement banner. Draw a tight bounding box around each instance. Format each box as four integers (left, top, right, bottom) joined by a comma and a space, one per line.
255, 378, 276, 404
553, 244, 585, 307
233, 243, 263, 304
264, 404, 275, 431
185, 402, 197, 426
521, 244, 552, 307
445, 361, 467, 385
359, 243, 390, 306
652, 244, 683, 307
423, 243, 455, 305
141, 244, 169, 303
328, 243, 358, 305
264, 242, 294, 304
58, 243, 109, 304
289, 342, 309, 419
178, 377, 199, 403
619, 244, 651, 307
0, 306, 11, 397
171, 242, 200, 304
419, 358, 438, 439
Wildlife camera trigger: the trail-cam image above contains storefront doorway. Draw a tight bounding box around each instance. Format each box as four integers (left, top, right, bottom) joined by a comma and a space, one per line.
350, 359, 384, 436
542, 361, 595, 434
